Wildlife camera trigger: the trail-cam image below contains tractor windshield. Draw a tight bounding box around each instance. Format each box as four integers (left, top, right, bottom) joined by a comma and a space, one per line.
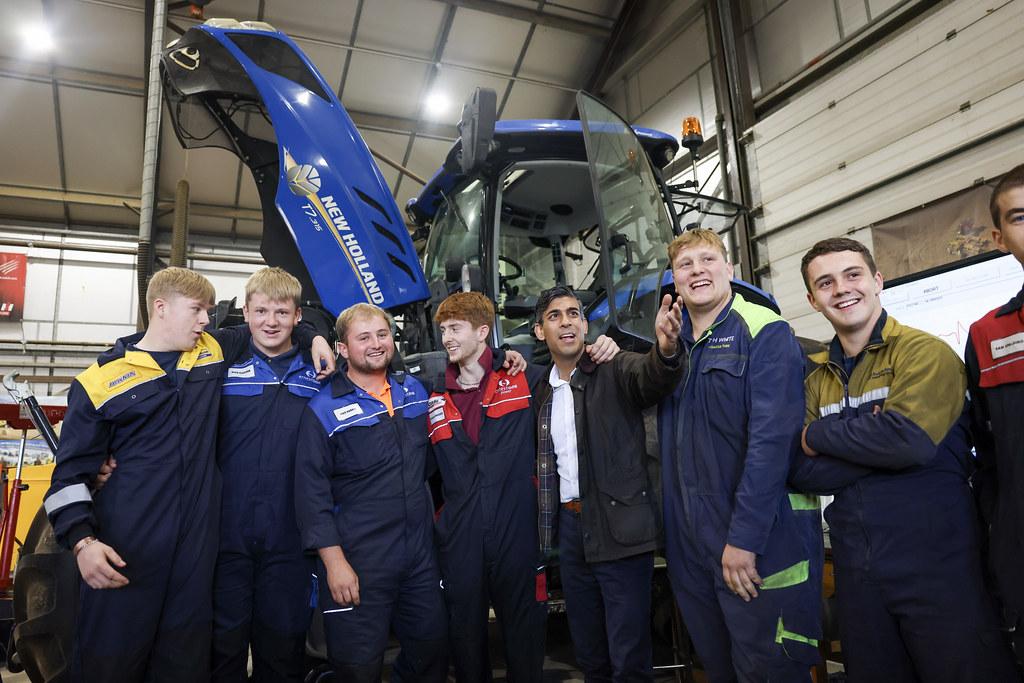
423, 179, 486, 282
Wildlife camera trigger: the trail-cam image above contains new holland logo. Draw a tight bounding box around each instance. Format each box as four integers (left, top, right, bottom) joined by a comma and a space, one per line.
285, 154, 322, 196
283, 148, 384, 305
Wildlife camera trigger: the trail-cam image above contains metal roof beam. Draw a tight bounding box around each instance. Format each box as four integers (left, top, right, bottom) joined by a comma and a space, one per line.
0, 185, 262, 222
348, 110, 458, 140
432, 0, 611, 39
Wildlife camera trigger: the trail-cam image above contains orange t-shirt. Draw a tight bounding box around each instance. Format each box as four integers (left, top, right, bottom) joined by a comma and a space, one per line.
367, 381, 394, 417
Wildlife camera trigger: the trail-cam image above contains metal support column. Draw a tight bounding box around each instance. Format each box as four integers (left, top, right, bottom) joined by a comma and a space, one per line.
707, 0, 757, 283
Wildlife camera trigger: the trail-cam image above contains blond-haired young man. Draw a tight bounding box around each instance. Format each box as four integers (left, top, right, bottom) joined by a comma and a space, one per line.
659, 229, 822, 682
44, 267, 332, 683
212, 267, 327, 682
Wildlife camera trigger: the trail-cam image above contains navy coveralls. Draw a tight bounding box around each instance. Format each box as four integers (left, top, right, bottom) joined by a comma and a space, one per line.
211, 344, 323, 682
295, 368, 447, 682
659, 294, 823, 683
427, 351, 546, 682
43, 329, 251, 683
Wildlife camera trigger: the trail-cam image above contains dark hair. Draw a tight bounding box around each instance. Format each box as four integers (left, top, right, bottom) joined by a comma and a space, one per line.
800, 238, 877, 292
990, 163, 1024, 230
534, 285, 582, 323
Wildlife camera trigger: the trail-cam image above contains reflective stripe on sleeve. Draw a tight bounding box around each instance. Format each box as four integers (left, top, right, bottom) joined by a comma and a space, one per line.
43, 483, 92, 515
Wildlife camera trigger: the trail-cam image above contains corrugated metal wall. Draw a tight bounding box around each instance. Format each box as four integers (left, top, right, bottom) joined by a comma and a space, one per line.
749, 0, 1024, 340
0, 231, 256, 397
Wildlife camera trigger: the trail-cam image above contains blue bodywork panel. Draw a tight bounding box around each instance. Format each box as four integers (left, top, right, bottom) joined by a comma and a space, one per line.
162, 24, 429, 315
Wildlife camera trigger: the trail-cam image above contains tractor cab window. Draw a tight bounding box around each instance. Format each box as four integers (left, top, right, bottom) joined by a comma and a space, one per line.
493, 161, 603, 346
423, 179, 485, 282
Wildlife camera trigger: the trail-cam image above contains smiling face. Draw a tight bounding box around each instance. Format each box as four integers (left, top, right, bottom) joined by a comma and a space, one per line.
671, 244, 734, 318
805, 250, 884, 338
244, 293, 300, 357
338, 313, 394, 376
534, 295, 588, 363
439, 318, 488, 366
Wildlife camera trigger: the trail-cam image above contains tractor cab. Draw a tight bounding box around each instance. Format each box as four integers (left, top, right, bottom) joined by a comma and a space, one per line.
407, 91, 681, 356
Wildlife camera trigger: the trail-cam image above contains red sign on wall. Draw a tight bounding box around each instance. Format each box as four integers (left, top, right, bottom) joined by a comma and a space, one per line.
0, 253, 27, 322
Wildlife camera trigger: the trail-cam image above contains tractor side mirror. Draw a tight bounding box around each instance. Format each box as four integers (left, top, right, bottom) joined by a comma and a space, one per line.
458, 88, 497, 175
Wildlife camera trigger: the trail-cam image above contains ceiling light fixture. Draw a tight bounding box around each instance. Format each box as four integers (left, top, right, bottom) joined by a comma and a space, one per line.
21, 23, 55, 55
424, 92, 450, 118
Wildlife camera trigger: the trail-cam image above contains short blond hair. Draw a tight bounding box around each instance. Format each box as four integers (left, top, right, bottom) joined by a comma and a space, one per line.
245, 267, 302, 306
667, 229, 728, 264
335, 303, 394, 344
146, 267, 215, 316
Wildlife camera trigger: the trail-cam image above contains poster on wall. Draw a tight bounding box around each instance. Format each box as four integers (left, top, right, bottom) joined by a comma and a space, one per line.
0, 253, 27, 322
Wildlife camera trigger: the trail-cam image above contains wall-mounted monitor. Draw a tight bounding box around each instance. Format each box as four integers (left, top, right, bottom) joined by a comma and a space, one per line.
880, 251, 1021, 359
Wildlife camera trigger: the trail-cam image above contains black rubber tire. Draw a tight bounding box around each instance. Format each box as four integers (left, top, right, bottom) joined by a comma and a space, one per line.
11, 507, 76, 683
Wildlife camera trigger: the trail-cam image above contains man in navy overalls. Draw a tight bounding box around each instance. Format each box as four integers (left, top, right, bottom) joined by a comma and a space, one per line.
295, 303, 447, 682
212, 267, 325, 682
427, 291, 546, 681
44, 267, 333, 683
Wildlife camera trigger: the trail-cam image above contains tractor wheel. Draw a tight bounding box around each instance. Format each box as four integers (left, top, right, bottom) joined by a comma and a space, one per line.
11, 508, 76, 682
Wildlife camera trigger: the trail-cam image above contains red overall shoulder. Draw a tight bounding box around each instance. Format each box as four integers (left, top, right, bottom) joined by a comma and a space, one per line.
970, 306, 1024, 388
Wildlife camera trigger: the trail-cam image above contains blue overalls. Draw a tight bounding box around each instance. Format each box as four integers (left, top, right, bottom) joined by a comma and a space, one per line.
43, 329, 250, 683
427, 358, 546, 682
658, 295, 823, 683
295, 368, 447, 682
211, 344, 323, 682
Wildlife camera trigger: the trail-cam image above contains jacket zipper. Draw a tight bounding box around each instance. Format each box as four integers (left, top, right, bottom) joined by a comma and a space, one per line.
676, 324, 716, 532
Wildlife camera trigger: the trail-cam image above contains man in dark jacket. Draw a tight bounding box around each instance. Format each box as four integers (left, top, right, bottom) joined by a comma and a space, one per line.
967, 163, 1024, 662
532, 284, 683, 682
659, 229, 823, 683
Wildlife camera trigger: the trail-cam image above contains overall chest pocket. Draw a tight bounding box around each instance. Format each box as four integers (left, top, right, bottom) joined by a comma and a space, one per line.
333, 421, 388, 474
102, 380, 165, 425
698, 352, 749, 422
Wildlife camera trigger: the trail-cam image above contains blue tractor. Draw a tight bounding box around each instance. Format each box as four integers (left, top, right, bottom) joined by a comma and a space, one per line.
7, 19, 774, 681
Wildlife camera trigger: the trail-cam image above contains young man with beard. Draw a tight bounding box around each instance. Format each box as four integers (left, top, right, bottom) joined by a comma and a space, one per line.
532, 284, 683, 682
792, 237, 1017, 682
295, 303, 447, 682
428, 291, 618, 681
967, 163, 1024, 663
658, 229, 823, 682
43, 267, 333, 683
211, 267, 325, 682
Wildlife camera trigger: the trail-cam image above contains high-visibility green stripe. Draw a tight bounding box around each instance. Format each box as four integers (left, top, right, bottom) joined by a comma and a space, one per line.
775, 617, 819, 647
788, 493, 820, 511
761, 560, 809, 590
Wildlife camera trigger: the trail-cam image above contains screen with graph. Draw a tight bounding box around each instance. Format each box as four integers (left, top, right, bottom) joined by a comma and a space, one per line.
881, 252, 1022, 359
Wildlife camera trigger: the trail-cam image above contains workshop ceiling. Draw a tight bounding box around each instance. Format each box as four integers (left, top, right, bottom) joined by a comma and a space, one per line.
0, 0, 623, 241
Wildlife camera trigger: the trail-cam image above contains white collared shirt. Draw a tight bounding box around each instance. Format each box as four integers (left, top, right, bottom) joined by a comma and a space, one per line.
548, 364, 580, 502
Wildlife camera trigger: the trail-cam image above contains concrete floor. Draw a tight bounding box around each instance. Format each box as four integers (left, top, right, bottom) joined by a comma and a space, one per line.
0, 613, 695, 682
